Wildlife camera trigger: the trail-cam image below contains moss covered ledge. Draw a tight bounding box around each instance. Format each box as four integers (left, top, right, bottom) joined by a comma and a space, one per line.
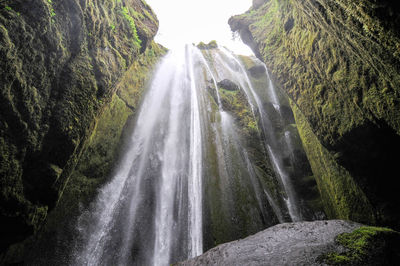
289, 99, 375, 224
319, 226, 400, 265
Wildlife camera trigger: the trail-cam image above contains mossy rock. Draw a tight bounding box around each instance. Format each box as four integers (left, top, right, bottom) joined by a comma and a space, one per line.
217, 79, 240, 91
319, 226, 400, 265
0, 0, 159, 253
197, 40, 218, 50
229, 0, 400, 228
248, 64, 266, 78
290, 100, 375, 224
218, 85, 259, 138
6, 42, 167, 265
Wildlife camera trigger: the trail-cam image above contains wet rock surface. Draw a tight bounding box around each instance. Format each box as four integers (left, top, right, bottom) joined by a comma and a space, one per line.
179, 220, 363, 265
217, 79, 240, 91
0, 0, 158, 252
229, 0, 400, 228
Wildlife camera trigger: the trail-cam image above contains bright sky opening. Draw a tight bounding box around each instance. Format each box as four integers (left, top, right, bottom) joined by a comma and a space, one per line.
145, 0, 254, 55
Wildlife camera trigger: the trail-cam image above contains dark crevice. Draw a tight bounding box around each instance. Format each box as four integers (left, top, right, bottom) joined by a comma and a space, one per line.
333, 120, 400, 229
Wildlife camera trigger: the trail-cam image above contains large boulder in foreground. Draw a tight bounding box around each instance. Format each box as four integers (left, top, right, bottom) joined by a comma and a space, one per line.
179, 220, 400, 265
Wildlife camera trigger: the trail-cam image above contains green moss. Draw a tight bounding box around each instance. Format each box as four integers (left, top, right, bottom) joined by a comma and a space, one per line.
197, 40, 218, 50
143, 9, 157, 24
117, 41, 165, 108
129, 7, 145, 20
219, 87, 259, 137
14, 41, 167, 263
197, 41, 207, 49
0, 0, 160, 254
238, 55, 256, 69
76, 94, 133, 179
290, 100, 375, 223
323, 253, 352, 264
44, 0, 56, 18
320, 226, 400, 265
208, 40, 218, 48
121, 6, 142, 50
338, 227, 392, 255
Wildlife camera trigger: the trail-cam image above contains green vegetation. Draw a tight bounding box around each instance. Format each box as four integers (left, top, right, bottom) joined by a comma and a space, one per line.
197, 40, 218, 50
121, 6, 142, 50
219, 87, 259, 137
290, 100, 375, 223
2, 5, 19, 16
319, 226, 400, 265
45, 0, 56, 17
143, 8, 157, 25
197, 41, 207, 49
208, 40, 218, 48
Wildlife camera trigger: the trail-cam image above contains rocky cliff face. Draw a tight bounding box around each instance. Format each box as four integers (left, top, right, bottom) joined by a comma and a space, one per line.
229, 0, 400, 228
0, 0, 159, 252
0, 42, 166, 265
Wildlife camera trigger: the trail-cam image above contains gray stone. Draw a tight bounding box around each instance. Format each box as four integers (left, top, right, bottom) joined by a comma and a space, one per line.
217, 79, 240, 91
178, 220, 361, 266
253, 0, 267, 9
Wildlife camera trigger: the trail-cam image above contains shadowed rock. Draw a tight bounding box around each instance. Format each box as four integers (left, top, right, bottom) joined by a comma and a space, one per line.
217, 79, 239, 91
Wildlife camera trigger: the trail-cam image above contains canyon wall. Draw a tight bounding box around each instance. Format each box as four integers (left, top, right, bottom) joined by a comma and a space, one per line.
0, 0, 160, 252
230, 0, 400, 228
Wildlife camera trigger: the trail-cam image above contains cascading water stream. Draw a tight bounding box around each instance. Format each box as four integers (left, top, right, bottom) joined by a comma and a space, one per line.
72, 46, 206, 266
200, 48, 287, 223
69, 44, 315, 265
198, 55, 223, 109
261, 62, 302, 171
211, 47, 302, 221
263, 64, 281, 113
186, 48, 203, 257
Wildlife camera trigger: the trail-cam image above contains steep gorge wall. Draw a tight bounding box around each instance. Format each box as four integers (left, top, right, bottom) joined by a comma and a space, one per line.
230, 0, 400, 228
0, 0, 159, 252
3, 43, 166, 265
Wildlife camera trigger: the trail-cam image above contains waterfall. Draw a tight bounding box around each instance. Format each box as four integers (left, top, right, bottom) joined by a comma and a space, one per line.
206, 47, 303, 221
70, 44, 315, 265
72, 46, 205, 266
